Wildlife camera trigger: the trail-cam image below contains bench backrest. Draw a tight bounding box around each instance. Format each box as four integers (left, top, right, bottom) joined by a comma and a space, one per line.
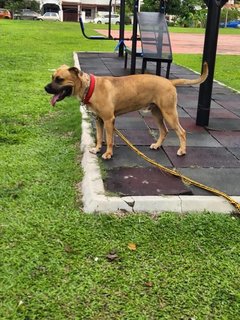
137, 12, 172, 60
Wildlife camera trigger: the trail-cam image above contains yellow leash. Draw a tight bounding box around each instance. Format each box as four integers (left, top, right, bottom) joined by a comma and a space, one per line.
114, 127, 240, 213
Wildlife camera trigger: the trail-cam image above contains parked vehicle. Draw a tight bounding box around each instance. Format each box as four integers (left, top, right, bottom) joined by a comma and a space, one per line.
227, 20, 240, 28
219, 20, 240, 28
0, 8, 11, 19
93, 14, 120, 25
37, 12, 60, 21
13, 9, 40, 20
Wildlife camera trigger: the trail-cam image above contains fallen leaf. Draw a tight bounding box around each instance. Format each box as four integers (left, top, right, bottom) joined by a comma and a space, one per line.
144, 281, 153, 287
64, 245, 74, 253
128, 243, 137, 251
106, 251, 119, 262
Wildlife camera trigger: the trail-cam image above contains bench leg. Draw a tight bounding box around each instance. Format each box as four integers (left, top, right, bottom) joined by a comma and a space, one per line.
124, 51, 128, 69
156, 61, 161, 76
166, 62, 171, 78
142, 59, 147, 74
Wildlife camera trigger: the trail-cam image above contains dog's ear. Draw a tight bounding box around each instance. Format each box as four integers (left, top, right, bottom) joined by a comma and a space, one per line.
68, 67, 83, 77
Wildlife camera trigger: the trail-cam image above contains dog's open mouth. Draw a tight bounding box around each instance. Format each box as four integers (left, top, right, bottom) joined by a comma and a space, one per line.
50, 86, 72, 106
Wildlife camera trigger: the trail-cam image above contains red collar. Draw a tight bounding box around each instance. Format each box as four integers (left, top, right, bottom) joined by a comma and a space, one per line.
83, 74, 95, 104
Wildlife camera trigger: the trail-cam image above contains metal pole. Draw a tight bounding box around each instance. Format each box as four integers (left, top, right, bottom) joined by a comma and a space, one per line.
108, 0, 112, 39
119, 0, 125, 57
160, 0, 165, 14
196, 0, 228, 126
130, 0, 139, 74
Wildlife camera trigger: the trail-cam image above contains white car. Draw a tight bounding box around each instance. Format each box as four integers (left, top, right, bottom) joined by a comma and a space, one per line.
93, 14, 120, 25
37, 12, 60, 21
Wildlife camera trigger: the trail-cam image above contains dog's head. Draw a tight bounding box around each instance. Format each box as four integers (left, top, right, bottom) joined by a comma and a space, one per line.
45, 65, 82, 106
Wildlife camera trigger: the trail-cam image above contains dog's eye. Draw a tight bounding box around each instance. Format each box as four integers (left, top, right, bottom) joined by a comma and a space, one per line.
55, 76, 64, 83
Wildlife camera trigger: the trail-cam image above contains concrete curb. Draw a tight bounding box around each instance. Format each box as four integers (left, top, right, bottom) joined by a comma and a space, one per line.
74, 52, 240, 214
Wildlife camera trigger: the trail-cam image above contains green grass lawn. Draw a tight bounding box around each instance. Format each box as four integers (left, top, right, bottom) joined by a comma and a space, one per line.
173, 54, 240, 92
0, 20, 240, 319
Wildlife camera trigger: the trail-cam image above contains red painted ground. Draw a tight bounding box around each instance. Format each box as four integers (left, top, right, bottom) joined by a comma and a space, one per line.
96, 29, 240, 55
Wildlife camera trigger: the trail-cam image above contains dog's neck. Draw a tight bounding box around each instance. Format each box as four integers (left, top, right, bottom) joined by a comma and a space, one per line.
76, 72, 92, 103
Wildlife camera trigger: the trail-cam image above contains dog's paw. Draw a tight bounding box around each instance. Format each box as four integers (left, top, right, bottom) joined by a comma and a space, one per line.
150, 143, 160, 150
177, 148, 186, 156
89, 147, 101, 154
102, 152, 113, 160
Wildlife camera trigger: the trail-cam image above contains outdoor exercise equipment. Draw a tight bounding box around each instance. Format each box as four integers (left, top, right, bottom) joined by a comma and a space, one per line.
79, 0, 134, 43
129, 0, 169, 74
79, 0, 115, 40
125, 11, 172, 77
79, 0, 169, 70
137, 12, 172, 77
197, 0, 228, 126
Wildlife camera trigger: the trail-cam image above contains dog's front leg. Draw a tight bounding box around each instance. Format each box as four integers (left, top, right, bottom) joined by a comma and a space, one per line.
102, 117, 115, 160
90, 117, 104, 154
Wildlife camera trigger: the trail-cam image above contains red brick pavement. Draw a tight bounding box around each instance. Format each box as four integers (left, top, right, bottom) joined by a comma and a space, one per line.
96, 29, 240, 55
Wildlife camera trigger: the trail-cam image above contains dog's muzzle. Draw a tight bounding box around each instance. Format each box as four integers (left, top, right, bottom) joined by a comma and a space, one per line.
45, 83, 73, 106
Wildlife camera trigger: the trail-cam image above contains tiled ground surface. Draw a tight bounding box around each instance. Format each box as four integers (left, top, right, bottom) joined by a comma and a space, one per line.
77, 52, 240, 197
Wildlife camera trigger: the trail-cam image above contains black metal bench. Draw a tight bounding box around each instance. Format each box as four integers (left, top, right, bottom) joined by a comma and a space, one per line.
125, 12, 172, 78
124, 47, 142, 69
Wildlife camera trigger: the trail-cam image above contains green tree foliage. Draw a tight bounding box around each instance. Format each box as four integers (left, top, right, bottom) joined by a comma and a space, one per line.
1, 0, 39, 12
165, 0, 181, 15
140, 0, 181, 13
140, 0, 207, 27
140, 0, 160, 12
125, 0, 135, 14
140, 0, 203, 16
177, 0, 207, 27
220, 7, 240, 23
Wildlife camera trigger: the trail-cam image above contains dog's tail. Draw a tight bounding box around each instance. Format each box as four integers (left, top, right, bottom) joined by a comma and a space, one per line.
170, 62, 208, 87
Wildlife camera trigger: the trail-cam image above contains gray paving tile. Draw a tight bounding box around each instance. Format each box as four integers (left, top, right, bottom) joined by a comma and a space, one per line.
142, 116, 158, 129
210, 131, 240, 148
215, 100, 240, 117
101, 145, 172, 169
207, 119, 240, 131
160, 130, 221, 147
210, 109, 239, 119
115, 117, 145, 129
177, 108, 191, 118
228, 148, 240, 160
108, 68, 129, 76
114, 129, 154, 146
163, 147, 240, 168
212, 91, 239, 100
179, 168, 240, 196
176, 87, 198, 95
177, 118, 206, 132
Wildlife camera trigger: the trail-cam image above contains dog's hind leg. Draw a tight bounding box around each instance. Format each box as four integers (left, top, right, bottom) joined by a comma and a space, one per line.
149, 105, 168, 150
161, 108, 186, 156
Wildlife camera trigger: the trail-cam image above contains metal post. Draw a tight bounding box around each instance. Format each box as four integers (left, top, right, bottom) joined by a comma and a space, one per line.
108, 0, 112, 39
130, 0, 139, 74
160, 0, 166, 14
119, 0, 125, 57
196, 0, 228, 126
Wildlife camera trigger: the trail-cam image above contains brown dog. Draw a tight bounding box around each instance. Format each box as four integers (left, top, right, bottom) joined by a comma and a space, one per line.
45, 63, 208, 159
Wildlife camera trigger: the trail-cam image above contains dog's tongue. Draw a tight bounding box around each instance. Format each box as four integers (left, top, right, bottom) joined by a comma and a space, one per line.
51, 93, 61, 107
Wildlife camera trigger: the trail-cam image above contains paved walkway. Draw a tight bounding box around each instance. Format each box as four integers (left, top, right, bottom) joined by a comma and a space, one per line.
96, 30, 240, 55
76, 52, 240, 213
